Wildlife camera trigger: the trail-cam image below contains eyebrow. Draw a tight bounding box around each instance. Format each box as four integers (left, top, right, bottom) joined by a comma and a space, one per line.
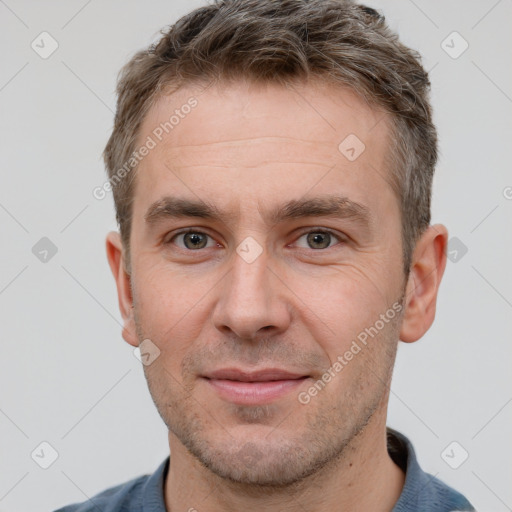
144, 195, 374, 231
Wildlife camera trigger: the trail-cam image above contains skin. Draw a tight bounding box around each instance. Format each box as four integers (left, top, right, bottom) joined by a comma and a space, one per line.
106, 78, 448, 511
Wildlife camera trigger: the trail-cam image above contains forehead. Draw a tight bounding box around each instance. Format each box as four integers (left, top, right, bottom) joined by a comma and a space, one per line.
142, 79, 388, 156
133, 79, 395, 221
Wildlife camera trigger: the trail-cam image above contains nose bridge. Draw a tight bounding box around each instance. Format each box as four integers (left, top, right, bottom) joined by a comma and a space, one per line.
212, 240, 290, 339
231, 245, 270, 304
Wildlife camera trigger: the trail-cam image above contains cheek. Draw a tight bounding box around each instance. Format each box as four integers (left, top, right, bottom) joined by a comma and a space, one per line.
133, 266, 215, 363
286, 263, 396, 356
136, 253, 214, 317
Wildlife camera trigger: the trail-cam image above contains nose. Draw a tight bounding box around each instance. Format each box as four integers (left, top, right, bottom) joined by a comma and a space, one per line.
211, 244, 292, 341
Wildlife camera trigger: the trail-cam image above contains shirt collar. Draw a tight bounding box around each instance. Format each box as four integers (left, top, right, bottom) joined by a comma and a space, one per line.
142, 455, 169, 511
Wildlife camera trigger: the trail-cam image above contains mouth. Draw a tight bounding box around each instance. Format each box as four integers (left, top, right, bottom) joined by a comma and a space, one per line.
201, 368, 310, 405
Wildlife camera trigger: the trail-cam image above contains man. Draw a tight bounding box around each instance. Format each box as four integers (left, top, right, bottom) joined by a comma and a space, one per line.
56, 0, 476, 510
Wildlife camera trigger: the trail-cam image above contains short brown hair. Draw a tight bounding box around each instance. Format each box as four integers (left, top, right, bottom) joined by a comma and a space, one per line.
104, 0, 437, 276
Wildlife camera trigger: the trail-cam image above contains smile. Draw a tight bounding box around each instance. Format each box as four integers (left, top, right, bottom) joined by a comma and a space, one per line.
202, 368, 310, 405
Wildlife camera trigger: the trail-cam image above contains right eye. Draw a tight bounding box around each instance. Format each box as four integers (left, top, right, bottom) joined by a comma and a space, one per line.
166, 229, 218, 251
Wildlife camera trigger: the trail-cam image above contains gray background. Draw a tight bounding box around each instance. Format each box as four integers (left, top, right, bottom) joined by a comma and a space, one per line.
0, 1, 511, 511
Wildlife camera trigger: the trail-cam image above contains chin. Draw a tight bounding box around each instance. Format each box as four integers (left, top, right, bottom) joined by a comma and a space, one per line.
182, 429, 344, 488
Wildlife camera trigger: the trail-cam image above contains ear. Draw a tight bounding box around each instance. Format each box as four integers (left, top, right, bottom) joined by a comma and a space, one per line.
106, 231, 138, 347
400, 224, 448, 343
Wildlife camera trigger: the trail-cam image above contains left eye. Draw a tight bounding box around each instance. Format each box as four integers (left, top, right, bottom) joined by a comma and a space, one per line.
294, 230, 343, 250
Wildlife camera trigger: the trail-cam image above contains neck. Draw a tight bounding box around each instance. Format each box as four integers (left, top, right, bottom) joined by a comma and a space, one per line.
164, 415, 405, 512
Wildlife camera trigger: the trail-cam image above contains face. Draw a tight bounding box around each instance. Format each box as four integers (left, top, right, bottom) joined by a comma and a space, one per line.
121, 79, 409, 486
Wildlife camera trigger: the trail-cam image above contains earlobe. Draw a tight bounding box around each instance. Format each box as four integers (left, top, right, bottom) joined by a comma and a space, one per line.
105, 231, 139, 348
121, 307, 138, 348
399, 224, 448, 343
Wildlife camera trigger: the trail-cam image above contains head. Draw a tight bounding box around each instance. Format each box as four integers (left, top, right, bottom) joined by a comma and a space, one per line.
105, 0, 447, 487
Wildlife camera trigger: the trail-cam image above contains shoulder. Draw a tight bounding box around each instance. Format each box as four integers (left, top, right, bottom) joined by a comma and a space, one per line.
53, 457, 170, 512
53, 473, 148, 512
387, 428, 476, 512
421, 476, 477, 512
53, 456, 170, 512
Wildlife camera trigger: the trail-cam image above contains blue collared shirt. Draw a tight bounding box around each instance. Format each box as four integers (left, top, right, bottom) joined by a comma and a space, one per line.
54, 428, 475, 511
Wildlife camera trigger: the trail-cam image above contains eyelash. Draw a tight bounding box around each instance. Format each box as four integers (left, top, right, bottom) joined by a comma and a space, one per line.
165, 228, 346, 251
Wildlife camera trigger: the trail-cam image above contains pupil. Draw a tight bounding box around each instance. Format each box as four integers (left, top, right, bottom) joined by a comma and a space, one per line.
185, 233, 206, 249
308, 232, 330, 249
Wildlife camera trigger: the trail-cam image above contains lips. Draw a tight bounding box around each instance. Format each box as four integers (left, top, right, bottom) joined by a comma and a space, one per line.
204, 368, 308, 382
202, 368, 309, 405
